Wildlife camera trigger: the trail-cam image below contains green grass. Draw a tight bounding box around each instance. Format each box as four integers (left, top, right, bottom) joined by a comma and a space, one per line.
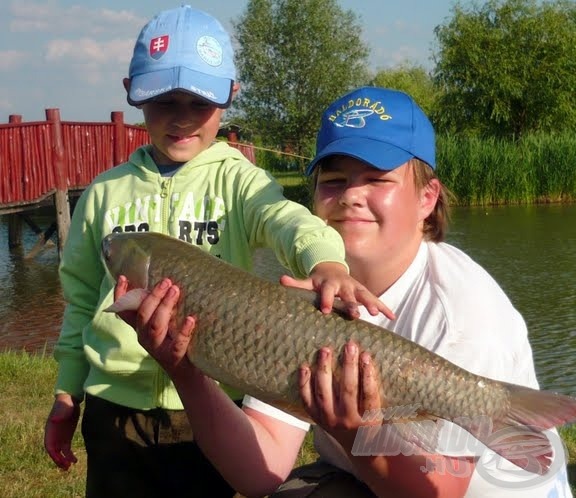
0, 350, 87, 498
0, 350, 574, 496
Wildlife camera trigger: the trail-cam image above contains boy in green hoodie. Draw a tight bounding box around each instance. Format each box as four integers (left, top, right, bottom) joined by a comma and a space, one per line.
43, 5, 391, 498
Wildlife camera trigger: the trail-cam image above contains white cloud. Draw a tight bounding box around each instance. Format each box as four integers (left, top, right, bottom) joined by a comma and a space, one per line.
45, 38, 133, 64
0, 51, 25, 70
10, 1, 145, 36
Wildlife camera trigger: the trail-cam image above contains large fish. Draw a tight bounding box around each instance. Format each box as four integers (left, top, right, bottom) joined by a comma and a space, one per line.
102, 231, 576, 475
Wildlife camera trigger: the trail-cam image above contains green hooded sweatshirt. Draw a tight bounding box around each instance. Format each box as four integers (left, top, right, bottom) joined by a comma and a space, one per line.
54, 142, 347, 410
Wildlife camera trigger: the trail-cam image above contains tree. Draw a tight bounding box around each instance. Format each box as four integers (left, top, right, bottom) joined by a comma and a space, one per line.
432, 0, 576, 139
232, 0, 369, 156
370, 64, 438, 117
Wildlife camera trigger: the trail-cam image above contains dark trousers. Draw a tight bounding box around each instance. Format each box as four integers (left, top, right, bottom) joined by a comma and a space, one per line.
269, 461, 376, 498
81, 394, 240, 498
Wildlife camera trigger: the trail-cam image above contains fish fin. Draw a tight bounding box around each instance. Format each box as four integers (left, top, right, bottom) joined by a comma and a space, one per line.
104, 288, 150, 313
460, 385, 576, 475
283, 287, 354, 319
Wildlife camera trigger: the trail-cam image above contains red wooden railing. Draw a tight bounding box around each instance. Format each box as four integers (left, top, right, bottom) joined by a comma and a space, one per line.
0, 109, 256, 209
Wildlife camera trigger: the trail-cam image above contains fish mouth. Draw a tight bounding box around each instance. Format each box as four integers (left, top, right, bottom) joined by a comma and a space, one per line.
101, 234, 113, 264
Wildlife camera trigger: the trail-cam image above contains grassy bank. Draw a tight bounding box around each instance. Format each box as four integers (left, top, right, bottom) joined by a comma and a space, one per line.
0, 350, 316, 498
1, 350, 575, 496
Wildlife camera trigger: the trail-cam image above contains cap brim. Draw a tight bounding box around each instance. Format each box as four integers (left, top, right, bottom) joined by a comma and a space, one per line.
305, 137, 414, 176
128, 66, 234, 108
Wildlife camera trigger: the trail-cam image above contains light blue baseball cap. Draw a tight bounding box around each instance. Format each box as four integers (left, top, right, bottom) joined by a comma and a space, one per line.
305, 87, 435, 175
127, 5, 236, 108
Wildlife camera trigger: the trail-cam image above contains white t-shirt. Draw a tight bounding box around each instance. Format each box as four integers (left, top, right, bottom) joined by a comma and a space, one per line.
244, 241, 573, 497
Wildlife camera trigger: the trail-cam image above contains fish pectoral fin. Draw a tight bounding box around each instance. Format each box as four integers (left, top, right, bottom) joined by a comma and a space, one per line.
104, 288, 150, 313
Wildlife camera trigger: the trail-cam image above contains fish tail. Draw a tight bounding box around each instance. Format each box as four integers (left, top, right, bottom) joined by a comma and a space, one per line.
463, 384, 576, 475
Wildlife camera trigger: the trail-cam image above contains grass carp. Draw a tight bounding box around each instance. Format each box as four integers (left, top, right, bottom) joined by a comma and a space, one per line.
101, 231, 576, 475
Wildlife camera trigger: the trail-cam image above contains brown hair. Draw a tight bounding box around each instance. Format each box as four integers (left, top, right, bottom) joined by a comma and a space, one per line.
410, 158, 453, 242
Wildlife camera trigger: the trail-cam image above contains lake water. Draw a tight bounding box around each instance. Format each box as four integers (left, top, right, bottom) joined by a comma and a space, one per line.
0, 204, 575, 395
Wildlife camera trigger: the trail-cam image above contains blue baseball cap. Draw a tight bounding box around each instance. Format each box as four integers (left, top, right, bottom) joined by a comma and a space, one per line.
305, 87, 435, 175
127, 5, 236, 108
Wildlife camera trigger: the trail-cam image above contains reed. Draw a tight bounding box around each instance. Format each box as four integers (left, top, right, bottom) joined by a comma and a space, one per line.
437, 132, 576, 206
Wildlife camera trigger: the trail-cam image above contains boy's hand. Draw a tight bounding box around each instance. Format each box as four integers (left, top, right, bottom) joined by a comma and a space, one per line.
44, 394, 80, 470
114, 277, 197, 381
299, 341, 382, 452
280, 262, 395, 319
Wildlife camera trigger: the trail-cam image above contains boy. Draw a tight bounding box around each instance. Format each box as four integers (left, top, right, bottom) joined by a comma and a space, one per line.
118, 87, 574, 498
43, 7, 389, 498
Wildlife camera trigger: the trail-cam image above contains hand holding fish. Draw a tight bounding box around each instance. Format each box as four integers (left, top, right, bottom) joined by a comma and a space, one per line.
102, 232, 576, 476
113, 276, 196, 380
300, 341, 382, 450
280, 262, 395, 319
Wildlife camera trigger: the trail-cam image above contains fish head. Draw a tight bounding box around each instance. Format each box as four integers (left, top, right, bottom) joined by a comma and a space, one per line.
101, 233, 150, 290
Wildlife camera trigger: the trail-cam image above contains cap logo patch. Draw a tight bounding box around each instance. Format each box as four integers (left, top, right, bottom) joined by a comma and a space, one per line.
197, 35, 223, 66
334, 109, 374, 129
149, 35, 169, 60
328, 97, 392, 126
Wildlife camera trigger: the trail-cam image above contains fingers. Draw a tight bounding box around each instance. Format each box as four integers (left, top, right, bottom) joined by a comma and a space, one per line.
169, 315, 195, 361
44, 399, 79, 470
113, 275, 138, 326
359, 351, 382, 415
114, 274, 129, 301
318, 283, 338, 314
340, 342, 360, 417
279, 275, 314, 290
299, 342, 382, 428
298, 364, 315, 418
133, 279, 178, 352
304, 347, 336, 425
315, 276, 394, 320
366, 298, 396, 320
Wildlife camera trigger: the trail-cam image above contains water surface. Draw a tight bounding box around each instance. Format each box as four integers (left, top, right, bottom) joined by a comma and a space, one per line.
1, 204, 574, 394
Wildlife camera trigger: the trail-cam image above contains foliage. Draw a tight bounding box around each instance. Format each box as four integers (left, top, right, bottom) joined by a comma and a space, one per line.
432, 0, 576, 139
436, 131, 576, 205
232, 0, 370, 155
370, 64, 438, 117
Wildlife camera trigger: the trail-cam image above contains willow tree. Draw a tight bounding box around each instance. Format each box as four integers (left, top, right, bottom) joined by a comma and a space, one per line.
432, 0, 576, 139
370, 64, 438, 118
232, 0, 369, 155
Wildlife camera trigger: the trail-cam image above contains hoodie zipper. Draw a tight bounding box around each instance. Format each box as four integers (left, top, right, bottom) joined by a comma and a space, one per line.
154, 176, 173, 407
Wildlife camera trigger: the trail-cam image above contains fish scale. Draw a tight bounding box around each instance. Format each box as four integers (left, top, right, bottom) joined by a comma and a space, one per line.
102, 231, 576, 475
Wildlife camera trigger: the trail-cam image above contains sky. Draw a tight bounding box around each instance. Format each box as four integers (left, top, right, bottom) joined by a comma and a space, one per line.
0, 0, 460, 124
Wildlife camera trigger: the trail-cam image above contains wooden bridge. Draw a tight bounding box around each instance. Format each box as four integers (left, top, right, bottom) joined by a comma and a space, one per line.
0, 109, 255, 258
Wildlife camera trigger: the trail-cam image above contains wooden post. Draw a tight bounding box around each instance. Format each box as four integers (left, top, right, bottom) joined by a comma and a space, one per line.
46, 108, 71, 259
7, 215, 22, 249
227, 129, 238, 143
7, 115, 23, 249
111, 111, 126, 165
